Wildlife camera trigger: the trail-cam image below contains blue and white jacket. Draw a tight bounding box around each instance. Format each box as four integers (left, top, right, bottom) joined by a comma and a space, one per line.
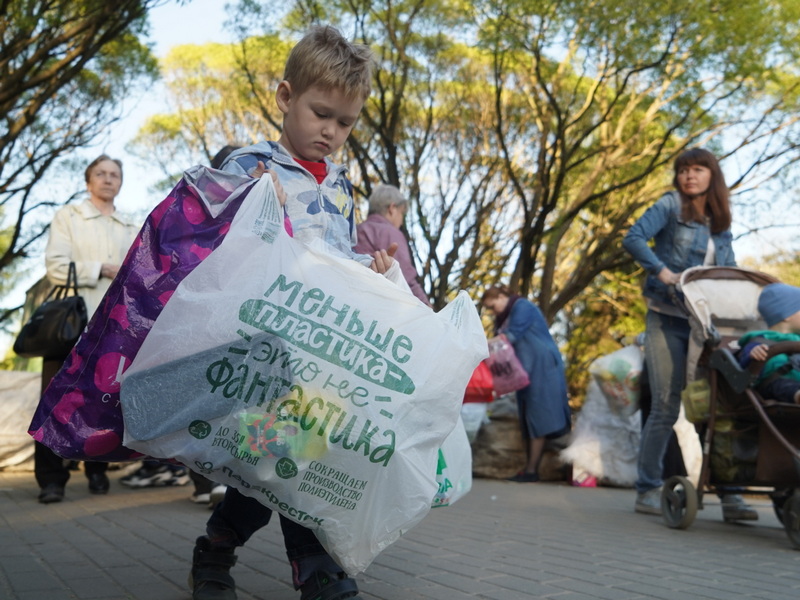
623, 191, 736, 306
222, 141, 372, 266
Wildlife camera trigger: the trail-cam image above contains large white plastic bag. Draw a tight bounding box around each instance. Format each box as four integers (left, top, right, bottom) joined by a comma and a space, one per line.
120, 174, 488, 575
460, 402, 488, 443
431, 415, 472, 507
588, 344, 643, 417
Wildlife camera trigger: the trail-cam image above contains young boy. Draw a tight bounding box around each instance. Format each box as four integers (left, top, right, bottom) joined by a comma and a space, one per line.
738, 283, 800, 404
190, 26, 392, 600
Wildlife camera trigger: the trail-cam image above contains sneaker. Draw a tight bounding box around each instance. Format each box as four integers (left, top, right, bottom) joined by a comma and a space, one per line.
189, 536, 237, 600
38, 484, 65, 504
120, 464, 175, 488
299, 570, 362, 600
209, 485, 227, 509
169, 467, 190, 487
191, 491, 211, 504
635, 488, 662, 515
721, 493, 759, 522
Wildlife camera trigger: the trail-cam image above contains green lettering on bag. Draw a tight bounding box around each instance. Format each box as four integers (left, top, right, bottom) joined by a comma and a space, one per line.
239, 299, 415, 394
262, 275, 414, 364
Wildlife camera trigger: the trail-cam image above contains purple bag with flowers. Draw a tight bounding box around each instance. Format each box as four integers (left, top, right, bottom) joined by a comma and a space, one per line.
28, 167, 255, 461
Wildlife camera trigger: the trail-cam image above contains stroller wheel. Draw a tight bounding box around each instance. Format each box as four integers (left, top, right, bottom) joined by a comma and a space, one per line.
782, 493, 800, 550
662, 476, 698, 529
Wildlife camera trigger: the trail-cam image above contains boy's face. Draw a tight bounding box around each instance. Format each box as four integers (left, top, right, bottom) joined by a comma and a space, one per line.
276, 82, 364, 162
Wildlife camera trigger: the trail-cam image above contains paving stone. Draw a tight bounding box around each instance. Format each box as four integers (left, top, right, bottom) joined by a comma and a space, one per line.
2, 471, 799, 600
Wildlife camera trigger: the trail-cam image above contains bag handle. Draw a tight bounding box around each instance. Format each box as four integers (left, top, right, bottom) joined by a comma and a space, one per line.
47, 261, 80, 302
66, 261, 79, 295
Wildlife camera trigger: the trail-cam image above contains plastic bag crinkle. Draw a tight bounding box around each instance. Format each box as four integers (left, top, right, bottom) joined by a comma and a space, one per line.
120, 172, 488, 574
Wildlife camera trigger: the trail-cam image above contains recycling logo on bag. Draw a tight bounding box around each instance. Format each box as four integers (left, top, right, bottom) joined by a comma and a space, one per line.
276, 457, 299, 479
189, 420, 212, 439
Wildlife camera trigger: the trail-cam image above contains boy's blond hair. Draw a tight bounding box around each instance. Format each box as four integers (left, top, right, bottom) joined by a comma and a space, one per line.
283, 25, 373, 101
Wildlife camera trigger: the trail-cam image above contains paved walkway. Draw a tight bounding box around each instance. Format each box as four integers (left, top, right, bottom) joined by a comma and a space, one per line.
1, 468, 799, 600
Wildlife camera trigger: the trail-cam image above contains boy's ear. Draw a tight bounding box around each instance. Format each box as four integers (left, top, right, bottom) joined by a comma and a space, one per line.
276, 81, 292, 114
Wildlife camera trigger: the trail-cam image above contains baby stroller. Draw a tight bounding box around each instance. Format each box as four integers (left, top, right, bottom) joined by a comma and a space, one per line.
660, 266, 800, 549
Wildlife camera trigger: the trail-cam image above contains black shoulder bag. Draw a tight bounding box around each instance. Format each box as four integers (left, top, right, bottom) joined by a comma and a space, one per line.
14, 262, 88, 360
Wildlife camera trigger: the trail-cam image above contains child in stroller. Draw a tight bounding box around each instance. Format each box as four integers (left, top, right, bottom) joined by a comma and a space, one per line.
737, 283, 800, 405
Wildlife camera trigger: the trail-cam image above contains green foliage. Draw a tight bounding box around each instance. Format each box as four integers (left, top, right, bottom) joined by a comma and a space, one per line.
128, 36, 291, 176
475, 0, 800, 313
129, 0, 800, 393
0, 0, 161, 331
743, 251, 800, 286
561, 266, 647, 406
0, 207, 29, 332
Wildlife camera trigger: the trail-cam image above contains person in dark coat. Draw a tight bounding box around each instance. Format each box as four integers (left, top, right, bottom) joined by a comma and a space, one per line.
482, 286, 571, 482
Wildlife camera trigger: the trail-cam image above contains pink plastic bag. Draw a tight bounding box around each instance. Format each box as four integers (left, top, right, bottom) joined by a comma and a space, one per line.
28, 167, 254, 461
486, 334, 530, 396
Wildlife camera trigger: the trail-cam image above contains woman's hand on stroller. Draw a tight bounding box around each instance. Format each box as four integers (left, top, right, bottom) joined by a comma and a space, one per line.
657, 267, 681, 286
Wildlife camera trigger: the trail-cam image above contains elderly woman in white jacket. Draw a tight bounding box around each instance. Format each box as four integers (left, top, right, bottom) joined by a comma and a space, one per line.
44, 155, 139, 317
36, 155, 139, 504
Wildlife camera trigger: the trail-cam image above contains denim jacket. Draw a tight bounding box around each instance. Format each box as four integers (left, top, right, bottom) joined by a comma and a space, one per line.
622, 191, 736, 305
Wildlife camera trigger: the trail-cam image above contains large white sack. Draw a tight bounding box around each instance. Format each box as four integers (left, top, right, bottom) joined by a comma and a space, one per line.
120, 174, 487, 574
562, 380, 701, 487
0, 371, 40, 470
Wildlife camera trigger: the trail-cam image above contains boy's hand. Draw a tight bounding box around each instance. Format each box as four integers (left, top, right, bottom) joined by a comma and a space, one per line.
749, 343, 769, 361
253, 161, 287, 206
369, 243, 399, 274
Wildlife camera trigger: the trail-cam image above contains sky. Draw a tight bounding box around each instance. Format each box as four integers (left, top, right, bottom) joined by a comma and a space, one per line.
113, 1, 794, 260
4, 0, 795, 330
1, 1, 236, 337
99, 0, 236, 214
29, 0, 800, 255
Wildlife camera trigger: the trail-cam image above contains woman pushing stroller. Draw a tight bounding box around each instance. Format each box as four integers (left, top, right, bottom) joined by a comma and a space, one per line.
623, 147, 757, 520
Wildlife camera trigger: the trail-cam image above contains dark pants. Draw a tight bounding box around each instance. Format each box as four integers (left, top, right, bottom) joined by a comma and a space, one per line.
190, 469, 214, 494
34, 441, 107, 488
34, 358, 107, 489
206, 487, 339, 588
